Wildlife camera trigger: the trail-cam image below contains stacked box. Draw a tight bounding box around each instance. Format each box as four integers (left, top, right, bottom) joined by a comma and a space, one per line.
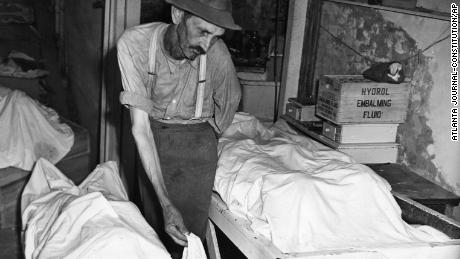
315, 75, 410, 163
285, 102, 321, 122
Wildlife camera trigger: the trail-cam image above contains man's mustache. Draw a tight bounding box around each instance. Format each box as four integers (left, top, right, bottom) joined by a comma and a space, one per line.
190, 46, 206, 55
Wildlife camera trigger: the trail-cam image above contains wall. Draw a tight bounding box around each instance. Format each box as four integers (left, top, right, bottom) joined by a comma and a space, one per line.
140, 0, 169, 24
239, 81, 276, 122
64, 0, 103, 168
312, 1, 460, 205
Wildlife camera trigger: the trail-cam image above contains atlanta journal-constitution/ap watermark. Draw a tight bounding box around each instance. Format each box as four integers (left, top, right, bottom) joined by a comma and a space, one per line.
452, 3, 458, 142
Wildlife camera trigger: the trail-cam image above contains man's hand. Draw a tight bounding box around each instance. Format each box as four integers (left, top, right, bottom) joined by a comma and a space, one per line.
129, 108, 189, 246
163, 204, 189, 246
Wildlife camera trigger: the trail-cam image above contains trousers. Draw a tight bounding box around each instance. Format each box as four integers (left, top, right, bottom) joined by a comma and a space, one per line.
138, 119, 218, 258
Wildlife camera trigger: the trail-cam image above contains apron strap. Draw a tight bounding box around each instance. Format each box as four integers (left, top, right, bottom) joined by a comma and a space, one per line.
148, 23, 207, 120
193, 54, 207, 119
147, 24, 168, 87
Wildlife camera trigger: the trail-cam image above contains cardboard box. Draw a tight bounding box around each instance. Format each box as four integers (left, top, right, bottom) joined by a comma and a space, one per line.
322, 121, 399, 143
338, 142, 399, 163
286, 102, 321, 122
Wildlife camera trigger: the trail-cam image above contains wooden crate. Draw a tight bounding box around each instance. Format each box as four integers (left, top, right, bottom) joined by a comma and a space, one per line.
316, 75, 410, 124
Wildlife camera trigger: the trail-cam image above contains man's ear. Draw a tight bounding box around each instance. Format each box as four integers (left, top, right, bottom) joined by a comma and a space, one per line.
171, 6, 184, 25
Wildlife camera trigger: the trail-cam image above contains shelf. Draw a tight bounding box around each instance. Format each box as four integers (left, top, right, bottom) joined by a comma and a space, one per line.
282, 114, 460, 215
326, 0, 450, 21
281, 114, 339, 148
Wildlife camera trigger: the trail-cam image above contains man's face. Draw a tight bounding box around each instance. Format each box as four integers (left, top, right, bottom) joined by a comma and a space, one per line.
176, 15, 225, 60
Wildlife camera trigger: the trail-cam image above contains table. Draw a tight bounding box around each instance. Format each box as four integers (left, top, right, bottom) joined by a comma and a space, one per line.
369, 163, 460, 216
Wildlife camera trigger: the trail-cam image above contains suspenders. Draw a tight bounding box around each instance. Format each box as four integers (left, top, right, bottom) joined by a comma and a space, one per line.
148, 24, 207, 120
194, 55, 206, 119
146, 24, 162, 91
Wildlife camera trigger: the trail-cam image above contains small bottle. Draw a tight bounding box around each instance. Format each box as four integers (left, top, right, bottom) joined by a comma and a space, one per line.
247, 31, 260, 66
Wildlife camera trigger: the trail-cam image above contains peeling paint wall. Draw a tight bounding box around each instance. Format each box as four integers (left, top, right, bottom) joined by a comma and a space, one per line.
315, 2, 460, 197
384, 11, 458, 195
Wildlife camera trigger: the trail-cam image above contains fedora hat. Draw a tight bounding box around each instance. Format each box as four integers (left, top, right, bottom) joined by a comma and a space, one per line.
165, 0, 242, 30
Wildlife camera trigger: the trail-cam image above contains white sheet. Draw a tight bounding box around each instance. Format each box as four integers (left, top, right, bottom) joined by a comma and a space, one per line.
214, 113, 449, 253
0, 88, 74, 170
182, 233, 207, 259
21, 158, 171, 259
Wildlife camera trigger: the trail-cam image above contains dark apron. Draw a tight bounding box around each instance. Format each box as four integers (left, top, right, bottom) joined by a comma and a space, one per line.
136, 23, 215, 258
138, 119, 217, 257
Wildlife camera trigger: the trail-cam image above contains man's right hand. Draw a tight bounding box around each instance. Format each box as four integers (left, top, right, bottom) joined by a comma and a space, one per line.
129, 108, 189, 246
163, 204, 189, 246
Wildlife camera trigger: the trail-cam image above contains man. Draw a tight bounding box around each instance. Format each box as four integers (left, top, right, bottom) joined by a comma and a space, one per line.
117, 0, 241, 257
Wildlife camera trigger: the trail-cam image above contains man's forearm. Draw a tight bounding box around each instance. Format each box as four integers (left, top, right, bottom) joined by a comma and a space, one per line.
130, 108, 171, 208
130, 108, 189, 244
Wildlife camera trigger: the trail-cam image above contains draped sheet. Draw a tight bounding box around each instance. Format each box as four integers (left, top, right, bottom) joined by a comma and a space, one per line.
214, 113, 449, 253
0, 88, 73, 170
21, 159, 171, 259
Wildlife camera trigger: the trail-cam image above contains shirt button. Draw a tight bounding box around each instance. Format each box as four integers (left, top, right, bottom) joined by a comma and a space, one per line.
172, 99, 177, 104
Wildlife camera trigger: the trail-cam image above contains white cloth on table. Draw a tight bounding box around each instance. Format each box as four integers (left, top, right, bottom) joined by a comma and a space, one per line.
214, 113, 449, 254
0, 88, 74, 170
21, 158, 171, 259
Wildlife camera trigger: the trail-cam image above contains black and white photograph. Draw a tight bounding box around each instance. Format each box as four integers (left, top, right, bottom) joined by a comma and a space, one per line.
0, 0, 459, 258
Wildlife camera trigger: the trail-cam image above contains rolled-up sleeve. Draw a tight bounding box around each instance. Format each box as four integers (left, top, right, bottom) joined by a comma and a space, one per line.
117, 32, 157, 114
211, 50, 241, 134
